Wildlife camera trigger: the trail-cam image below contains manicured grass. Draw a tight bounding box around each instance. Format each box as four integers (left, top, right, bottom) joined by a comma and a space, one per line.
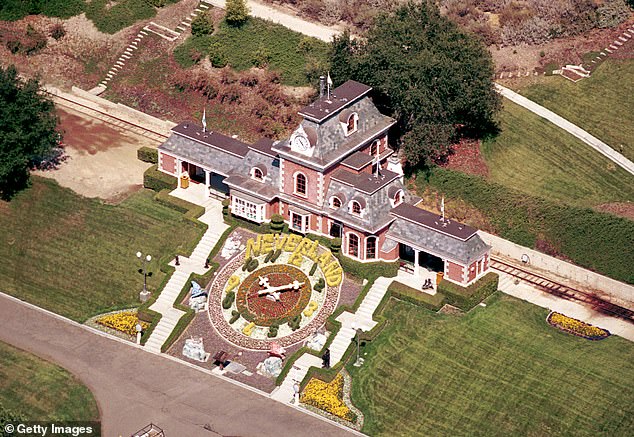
481, 99, 634, 208
348, 294, 634, 436
174, 17, 329, 85
85, 0, 156, 34
0, 0, 84, 21
519, 59, 634, 162
0, 341, 99, 420
0, 178, 203, 322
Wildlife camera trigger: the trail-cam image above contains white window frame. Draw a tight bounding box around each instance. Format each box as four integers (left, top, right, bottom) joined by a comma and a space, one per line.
231, 196, 265, 223
329, 196, 342, 209
345, 113, 358, 137
290, 211, 310, 233
346, 232, 360, 258
251, 167, 264, 182
293, 171, 308, 198
391, 189, 404, 207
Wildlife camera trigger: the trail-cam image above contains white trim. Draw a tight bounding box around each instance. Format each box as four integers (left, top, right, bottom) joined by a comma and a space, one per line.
345, 231, 361, 259
343, 112, 359, 137
251, 167, 265, 182
231, 195, 266, 223
293, 171, 308, 198
365, 235, 377, 260
329, 195, 342, 209
290, 211, 310, 233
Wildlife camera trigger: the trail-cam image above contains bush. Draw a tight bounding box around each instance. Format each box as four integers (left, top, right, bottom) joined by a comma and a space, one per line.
191, 12, 214, 37
438, 272, 499, 311
246, 258, 259, 272
330, 237, 341, 253
6, 24, 47, 55
268, 323, 279, 337
313, 277, 325, 292
387, 282, 445, 311
137, 146, 158, 163
143, 165, 177, 192
229, 310, 241, 324
50, 23, 66, 40
242, 256, 252, 271
222, 291, 235, 309
309, 262, 318, 276
288, 314, 301, 331
226, 0, 250, 25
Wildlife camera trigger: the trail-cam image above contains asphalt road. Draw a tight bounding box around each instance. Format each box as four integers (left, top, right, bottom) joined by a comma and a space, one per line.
0, 294, 354, 437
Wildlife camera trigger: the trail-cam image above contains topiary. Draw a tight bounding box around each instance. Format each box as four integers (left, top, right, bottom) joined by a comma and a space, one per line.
246, 258, 259, 272
330, 237, 342, 253
271, 249, 282, 262
288, 314, 301, 331
309, 262, 318, 276
267, 323, 279, 337
270, 214, 284, 232
313, 277, 325, 292
222, 291, 235, 309
229, 310, 240, 324
242, 257, 252, 271
264, 250, 274, 263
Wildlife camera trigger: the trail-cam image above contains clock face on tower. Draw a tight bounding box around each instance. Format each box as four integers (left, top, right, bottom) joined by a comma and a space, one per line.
292, 134, 310, 151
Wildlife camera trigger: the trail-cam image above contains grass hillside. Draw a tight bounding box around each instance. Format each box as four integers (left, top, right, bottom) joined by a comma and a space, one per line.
481, 99, 634, 208
519, 59, 634, 162
349, 295, 634, 436
0, 178, 203, 321
0, 341, 99, 421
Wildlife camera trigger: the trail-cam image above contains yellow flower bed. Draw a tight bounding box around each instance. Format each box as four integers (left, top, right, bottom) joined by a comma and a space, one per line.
96, 311, 148, 336
301, 373, 354, 422
548, 312, 609, 339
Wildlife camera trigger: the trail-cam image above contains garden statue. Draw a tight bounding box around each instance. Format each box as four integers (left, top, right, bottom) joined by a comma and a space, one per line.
306, 332, 327, 351
257, 356, 283, 378
182, 337, 208, 362
322, 348, 331, 369
191, 281, 206, 298
269, 342, 286, 359
189, 281, 207, 312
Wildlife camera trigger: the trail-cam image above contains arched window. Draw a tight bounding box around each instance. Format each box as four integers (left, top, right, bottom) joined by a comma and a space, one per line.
346, 113, 357, 135
330, 196, 341, 209
348, 234, 359, 257
366, 236, 377, 260
394, 190, 403, 206
252, 168, 263, 181
351, 201, 361, 215
370, 140, 379, 157
295, 173, 307, 196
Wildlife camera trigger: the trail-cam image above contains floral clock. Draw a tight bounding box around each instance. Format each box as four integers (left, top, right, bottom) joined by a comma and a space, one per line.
208, 233, 342, 350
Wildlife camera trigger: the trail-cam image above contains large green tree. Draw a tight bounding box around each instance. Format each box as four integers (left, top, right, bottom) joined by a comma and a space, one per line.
0, 65, 59, 200
225, 0, 249, 25
330, 1, 500, 167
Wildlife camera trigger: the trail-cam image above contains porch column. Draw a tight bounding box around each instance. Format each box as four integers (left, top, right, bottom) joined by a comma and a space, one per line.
177, 158, 182, 188
414, 249, 420, 276
205, 170, 211, 199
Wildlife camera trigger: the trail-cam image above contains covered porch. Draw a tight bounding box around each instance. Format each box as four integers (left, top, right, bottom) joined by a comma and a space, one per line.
176, 160, 229, 202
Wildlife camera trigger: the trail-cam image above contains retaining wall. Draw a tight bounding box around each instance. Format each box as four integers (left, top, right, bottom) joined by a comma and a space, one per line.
480, 231, 634, 309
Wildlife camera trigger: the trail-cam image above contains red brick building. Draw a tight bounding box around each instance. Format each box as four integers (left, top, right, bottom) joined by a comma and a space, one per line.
157, 80, 490, 286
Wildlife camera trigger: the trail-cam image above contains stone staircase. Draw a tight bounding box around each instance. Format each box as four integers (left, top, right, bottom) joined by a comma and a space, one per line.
145, 201, 228, 353
271, 354, 322, 403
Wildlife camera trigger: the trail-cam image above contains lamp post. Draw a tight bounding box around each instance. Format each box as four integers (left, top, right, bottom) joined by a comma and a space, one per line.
351, 323, 365, 367
137, 251, 152, 302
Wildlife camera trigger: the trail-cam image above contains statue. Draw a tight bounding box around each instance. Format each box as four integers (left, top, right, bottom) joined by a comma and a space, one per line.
306, 332, 327, 351
189, 281, 207, 312
190, 281, 206, 298
257, 356, 283, 378
182, 337, 208, 362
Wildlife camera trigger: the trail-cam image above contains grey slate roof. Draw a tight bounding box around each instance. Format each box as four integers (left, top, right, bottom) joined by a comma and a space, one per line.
390, 203, 477, 241
386, 218, 490, 265
331, 168, 400, 194
171, 122, 250, 157
341, 151, 374, 170
158, 132, 244, 176
222, 148, 280, 200
299, 80, 372, 122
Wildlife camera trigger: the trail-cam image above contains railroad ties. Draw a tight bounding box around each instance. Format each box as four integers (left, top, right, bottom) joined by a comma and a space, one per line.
491, 259, 634, 324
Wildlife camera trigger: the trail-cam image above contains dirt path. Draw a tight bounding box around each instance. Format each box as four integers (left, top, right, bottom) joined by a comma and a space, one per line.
33, 106, 156, 202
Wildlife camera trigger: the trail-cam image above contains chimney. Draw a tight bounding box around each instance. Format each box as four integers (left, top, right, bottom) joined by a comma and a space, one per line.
319, 75, 325, 98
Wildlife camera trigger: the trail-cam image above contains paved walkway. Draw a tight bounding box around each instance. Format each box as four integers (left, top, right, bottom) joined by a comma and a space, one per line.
498, 272, 634, 342
495, 83, 634, 176
146, 197, 228, 352
203, 0, 342, 42
0, 293, 353, 436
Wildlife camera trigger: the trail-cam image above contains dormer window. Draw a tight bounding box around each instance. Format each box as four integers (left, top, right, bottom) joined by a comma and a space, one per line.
351, 201, 361, 215
252, 167, 264, 181
330, 196, 342, 209
394, 189, 403, 206
294, 172, 307, 197
370, 140, 379, 157
346, 113, 358, 136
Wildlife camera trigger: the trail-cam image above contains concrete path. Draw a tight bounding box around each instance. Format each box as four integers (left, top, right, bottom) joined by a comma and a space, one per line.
203, 0, 342, 42
271, 354, 323, 403
498, 272, 634, 342
146, 198, 229, 352
0, 293, 353, 437
495, 83, 634, 176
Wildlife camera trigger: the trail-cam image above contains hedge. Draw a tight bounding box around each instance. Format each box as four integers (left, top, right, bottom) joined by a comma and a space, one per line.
438, 272, 499, 311
137, 264, 174, 345
144, 165, 177, 192
137, 146, 158, 164
387, 281, 445, 311
154, 189, 205, 220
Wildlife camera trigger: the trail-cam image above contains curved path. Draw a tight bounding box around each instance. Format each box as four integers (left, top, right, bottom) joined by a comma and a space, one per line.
0, 293, 353, 437
495, 83, 634, 176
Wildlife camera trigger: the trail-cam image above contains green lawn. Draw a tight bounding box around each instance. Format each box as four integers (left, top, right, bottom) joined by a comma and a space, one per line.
174, 17, 329, 86
519, 59, 634, 162
349, 294, 634, 436
0, 177, 203, 322
0, 341, 99, 421
481, 99, 634, 208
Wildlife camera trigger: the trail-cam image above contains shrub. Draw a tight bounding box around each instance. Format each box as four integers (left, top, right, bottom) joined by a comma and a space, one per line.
242, 257, 252, 271
438, 272, 499, 311
548, 312, 610, 340
137, 146, 158, 164
268, 323, 279, 337
225, 0, 250, 26
330, 237, 342, 253
271, 249, 282, 262
313, 277, 325, 292
229, 310, 241, 324
309, 262, 318, 276
143, 165, 177, 192
191, 12, 214, 36
270, 213, 285, 231
251, 46, 271, 68
288, 314, 301, 330
50, 23, 66, 40
387, 282, 445, 311
246, 258, 259, 272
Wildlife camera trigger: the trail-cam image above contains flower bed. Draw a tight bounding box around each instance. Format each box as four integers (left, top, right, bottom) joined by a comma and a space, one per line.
547, 312, 610, 340
301, 373, 356, 422
96, 311, 148, 336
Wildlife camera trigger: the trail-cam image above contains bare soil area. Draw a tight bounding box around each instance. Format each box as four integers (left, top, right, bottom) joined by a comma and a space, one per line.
33, 106, 156, 202
595, 202, 634, 220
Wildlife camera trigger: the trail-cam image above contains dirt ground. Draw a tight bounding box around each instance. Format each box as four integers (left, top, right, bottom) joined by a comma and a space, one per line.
33, 106, 157, 202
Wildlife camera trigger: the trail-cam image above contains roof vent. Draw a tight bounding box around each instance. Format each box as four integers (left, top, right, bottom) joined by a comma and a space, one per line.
183, 124, 189, 129
232, 135, 238, 139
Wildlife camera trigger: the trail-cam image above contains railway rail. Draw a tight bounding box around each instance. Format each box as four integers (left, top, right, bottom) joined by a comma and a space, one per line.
491, 257, 634, 324
51, 92, 169, 143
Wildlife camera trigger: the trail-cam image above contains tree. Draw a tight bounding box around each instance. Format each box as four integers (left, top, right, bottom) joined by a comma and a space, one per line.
191, 12, 213, 37
0, 65, 60, 200
225, 0, 249, 26
329, 1, 500, 168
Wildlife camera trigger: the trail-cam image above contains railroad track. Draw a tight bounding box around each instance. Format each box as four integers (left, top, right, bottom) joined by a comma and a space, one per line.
51, 92, 169, 143
491, 258, 634, 324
